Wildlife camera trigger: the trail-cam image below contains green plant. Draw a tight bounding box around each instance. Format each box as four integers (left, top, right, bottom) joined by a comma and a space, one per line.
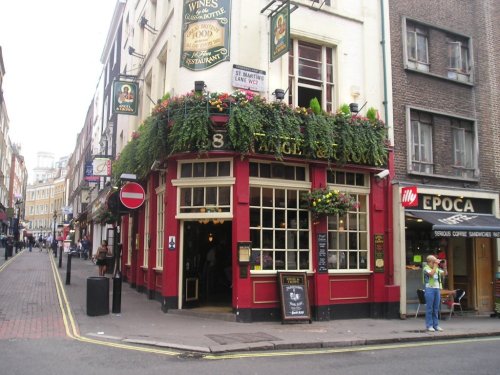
366, 107, 378, 121
309, 97, 321, 115
339, 103, 351, 116
302, 188, 359, 220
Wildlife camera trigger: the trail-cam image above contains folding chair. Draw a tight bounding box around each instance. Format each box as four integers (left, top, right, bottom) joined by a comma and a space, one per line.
415, 289, 426, 318
449, 289, 465, 318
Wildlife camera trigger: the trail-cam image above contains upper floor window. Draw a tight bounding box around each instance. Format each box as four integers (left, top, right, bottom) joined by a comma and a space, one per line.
452, 120, 475, 179
289, 40, 335, 112
406, 23, 429, 72
410, 111, 433, 174
447, 36, 471, 82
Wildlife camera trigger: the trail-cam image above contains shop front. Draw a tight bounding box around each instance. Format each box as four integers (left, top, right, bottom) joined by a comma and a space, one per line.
400, 189, 500, 316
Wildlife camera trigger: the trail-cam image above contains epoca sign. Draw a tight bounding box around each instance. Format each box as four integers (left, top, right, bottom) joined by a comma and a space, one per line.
417, 194, 492, 214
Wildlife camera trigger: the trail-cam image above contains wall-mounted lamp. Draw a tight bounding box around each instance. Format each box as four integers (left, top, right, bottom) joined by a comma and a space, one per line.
273, 88, 286, 101
349, 103, 359, 114
140, 16, 157, 34
194, 80, 206, 93
128, 46, 145, 59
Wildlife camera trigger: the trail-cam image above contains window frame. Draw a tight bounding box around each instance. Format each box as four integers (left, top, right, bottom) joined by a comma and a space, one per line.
404, 21, 429, 72
155, 181, 165, 270
288, 39, 336, 112
409, 110, 433, 174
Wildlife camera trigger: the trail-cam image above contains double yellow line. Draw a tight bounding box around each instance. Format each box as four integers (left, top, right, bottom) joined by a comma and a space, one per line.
48, 254, 179, 356
0, 249, 24, 273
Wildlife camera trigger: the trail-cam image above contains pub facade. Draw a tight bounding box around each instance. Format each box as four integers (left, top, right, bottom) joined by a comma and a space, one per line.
103, 0, 398, 322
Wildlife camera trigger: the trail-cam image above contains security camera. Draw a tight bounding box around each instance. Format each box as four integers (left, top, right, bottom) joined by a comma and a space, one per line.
375, 169, 390, 180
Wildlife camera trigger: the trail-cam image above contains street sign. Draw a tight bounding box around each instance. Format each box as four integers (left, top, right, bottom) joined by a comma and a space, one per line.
119, 182, 145, 209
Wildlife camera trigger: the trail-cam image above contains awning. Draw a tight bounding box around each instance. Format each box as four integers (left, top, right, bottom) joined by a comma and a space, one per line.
407, 210, 500, 238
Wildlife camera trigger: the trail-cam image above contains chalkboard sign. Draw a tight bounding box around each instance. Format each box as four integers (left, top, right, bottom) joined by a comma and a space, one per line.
317, 233, 328, 273
278, 272, 311, 323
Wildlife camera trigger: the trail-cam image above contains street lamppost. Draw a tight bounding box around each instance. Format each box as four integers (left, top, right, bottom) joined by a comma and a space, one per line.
53, 210, 57, 258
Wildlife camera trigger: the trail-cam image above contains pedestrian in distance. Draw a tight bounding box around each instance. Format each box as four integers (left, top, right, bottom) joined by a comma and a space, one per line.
94, 240, 110, 276
423, 254, 447, 332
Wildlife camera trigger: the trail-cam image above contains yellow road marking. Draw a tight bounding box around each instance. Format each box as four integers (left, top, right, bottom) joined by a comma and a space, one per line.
0, 250, 24, 272
48, 254, 180, 356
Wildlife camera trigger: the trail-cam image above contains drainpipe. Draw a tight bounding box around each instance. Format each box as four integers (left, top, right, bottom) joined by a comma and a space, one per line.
380, 0, 389, 127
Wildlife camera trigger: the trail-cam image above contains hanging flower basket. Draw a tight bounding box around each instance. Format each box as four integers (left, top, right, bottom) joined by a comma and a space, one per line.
302, 188, 359, 221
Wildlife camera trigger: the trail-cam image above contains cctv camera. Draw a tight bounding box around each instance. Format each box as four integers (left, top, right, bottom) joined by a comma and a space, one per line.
375, 169, 390, 179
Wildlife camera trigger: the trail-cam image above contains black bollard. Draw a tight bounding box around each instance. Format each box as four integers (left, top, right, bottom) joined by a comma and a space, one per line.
112, 270, 122, 314
66, 252, 72, 285
58, 247, 63, 268
54, 244, 57, 258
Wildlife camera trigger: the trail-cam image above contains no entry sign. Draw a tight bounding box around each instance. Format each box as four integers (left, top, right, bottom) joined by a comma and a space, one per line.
120, 182, 145, 209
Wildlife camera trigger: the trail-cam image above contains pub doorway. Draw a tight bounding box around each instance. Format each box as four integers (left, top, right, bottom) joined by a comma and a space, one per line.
182, 220, 232, 309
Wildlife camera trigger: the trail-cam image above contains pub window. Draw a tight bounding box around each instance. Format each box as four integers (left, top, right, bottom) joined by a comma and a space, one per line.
327, 187, 369, 272
249, 161, 307, 181
250, 186, 310, 272
156, 183, 165, 269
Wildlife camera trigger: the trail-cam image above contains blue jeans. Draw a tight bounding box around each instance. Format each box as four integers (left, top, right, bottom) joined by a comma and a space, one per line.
425, 287, 441, 329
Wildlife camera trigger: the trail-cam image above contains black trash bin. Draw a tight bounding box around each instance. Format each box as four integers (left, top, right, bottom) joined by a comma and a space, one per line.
86, 277, 109, 316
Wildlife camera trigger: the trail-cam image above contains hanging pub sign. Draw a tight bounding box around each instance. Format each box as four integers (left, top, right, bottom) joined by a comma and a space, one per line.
113, 81, 138, 115
84, 162, 100, 182
270, 1, 290, 62
93, 158, 112, 177
180, 0, 232, 71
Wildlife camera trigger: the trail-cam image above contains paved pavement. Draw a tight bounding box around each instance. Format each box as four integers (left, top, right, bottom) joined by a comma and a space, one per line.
2, 247, 500, 353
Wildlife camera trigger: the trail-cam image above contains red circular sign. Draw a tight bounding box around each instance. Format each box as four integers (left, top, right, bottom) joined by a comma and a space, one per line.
120, 182, 145, 209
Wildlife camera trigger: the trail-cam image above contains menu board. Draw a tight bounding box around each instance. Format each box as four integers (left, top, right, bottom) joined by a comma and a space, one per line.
317, 233, 328, 273
278, 272, 311, 323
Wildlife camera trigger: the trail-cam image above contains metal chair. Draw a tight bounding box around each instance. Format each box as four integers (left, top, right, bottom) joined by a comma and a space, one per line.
449, 289, 465, 318
415, 289, 426, 318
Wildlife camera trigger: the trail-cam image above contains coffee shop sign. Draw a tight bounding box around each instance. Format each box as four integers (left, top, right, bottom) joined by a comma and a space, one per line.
422, 195, 474, 212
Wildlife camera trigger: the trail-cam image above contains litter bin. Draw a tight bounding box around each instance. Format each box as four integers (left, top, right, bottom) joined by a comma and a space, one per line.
86, 277, 109, 316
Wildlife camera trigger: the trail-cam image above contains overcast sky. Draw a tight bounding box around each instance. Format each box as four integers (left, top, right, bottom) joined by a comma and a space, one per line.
0, 0, 116, 179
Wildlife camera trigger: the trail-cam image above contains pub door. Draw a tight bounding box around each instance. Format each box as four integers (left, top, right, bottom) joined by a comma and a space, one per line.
182, 221, 232, 308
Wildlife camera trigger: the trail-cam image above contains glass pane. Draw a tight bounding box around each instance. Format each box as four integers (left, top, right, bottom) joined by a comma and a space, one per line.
407, 31, 416, 59
328, 251, 337, 269
219, 186, 230, 205
206, 162, 217, 177
339, 251, 347, 269
328, 215, 338, 230
262, 209, 273, 228
260, 163, 271, 178
287, 231, 297, 249
287, 212, 298, 228
348, 251, 358, 269
250, 187, 260, 206
299, 231, 309, 249
275, 251, 285, 269
275, 189, 286, 208
250, 208, 260, 227
296, 167, 306, 181
339, 232, 347, 249
250, 229, 261, 248
193, 187, 204, 206
263, 251, 273, 270
358, 195, 367, 213
180, 188, 191, 206
359, 251, 368, 269
284, 166, 295, 180
346, 172, 355, 185
180, 163, 192, 178
193, 162, 204, 177
359, 232, 367, 250
218, 161, 230, 176
348, 213, 358, 229
262, 230, 273, 249
417, 34, 428, 62
271, 164, 285, 179
206, 187, 217, 205
299, 251, 309, 269
359, 213, 367, 231
287, 251, 297, 269
249, 162, 258, 177
328, 231, 338, 250
287, 190, 297, 208
275, 231, 286, 249
299, 211, 309, 229
336, 171, 345, 184
262, 188, 273, 207
251, 250, 261, 270
355, 173, 365, 186
275, 210, 285, 228
348, 232, 358, 250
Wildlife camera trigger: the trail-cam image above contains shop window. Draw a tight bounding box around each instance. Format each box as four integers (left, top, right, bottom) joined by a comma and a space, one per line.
327, 190, 369, 272
250, 186, 310, 272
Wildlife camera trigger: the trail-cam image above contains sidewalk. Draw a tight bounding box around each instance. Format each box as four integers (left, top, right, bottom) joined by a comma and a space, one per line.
48, 251, 500, 353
